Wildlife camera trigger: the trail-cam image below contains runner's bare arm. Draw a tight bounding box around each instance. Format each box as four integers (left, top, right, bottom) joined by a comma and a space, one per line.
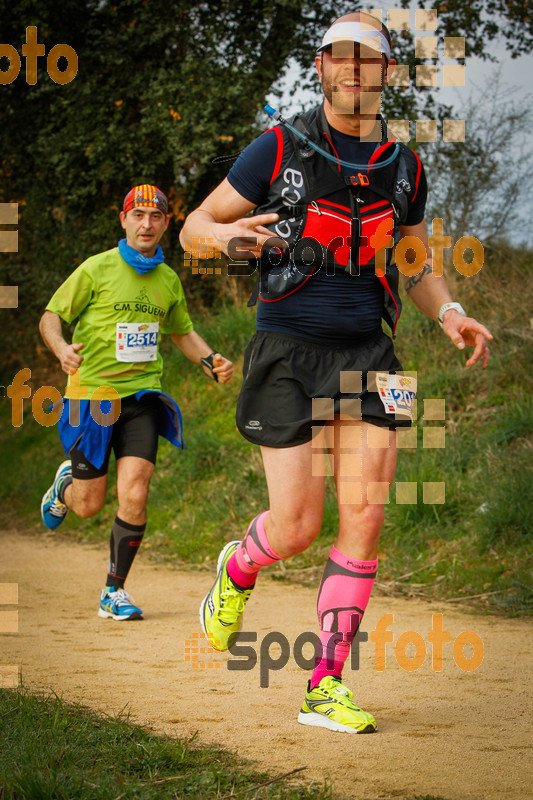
39, 310, 84, 375
179, 178, 286, 259
397, 220, 493, 368
170, 330, 233, 383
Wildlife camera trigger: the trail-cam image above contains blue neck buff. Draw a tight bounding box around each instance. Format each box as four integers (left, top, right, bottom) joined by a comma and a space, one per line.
118, 238, 165, 275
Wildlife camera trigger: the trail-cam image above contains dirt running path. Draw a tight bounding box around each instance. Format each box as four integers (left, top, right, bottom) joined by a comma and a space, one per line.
1, 530, 532, 800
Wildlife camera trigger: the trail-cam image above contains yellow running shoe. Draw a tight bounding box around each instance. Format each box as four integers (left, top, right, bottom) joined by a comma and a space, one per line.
200, 541, 253, 651
298, 676, 377, 733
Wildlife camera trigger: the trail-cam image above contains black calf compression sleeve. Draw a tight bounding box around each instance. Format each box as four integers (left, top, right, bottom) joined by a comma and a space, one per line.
106, 516, 146, 589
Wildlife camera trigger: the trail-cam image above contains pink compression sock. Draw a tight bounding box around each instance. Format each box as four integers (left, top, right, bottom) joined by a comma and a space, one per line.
310, 546, 378, 688
226, 512, 282, 588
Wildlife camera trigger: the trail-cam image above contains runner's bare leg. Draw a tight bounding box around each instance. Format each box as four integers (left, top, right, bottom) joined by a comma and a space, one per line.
63, 475, 107, 519
116, 456, 154, 525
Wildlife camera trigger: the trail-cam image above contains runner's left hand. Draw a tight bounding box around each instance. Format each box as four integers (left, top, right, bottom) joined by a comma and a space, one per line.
441, 310, 493, 368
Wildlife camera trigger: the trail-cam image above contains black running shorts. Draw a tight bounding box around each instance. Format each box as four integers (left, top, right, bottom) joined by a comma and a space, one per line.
236, 330, 415, 448
70, 394, 164, 479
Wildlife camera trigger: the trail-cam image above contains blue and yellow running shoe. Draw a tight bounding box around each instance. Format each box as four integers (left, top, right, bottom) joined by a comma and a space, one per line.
298, 676, 377, 733
200, 541, 253, 651
40, 460, 72, 530
98, 587, 143, 620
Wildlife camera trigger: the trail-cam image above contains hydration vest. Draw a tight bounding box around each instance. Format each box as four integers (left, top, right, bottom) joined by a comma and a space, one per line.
250, 104, 423, 336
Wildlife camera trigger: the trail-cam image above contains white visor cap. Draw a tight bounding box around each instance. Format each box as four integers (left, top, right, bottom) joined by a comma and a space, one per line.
317, 20, 391, 60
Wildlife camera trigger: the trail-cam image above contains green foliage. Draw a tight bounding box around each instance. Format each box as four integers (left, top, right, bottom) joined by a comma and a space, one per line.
476, 440, 532, 549
0, 688, 331, 799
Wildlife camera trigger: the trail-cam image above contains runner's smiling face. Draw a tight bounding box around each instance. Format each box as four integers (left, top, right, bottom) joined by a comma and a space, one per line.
119, 207, 169, 258
315, 43, 391, 117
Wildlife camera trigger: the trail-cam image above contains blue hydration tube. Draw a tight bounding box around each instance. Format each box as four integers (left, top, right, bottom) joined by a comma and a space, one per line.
264, 104, 400, 171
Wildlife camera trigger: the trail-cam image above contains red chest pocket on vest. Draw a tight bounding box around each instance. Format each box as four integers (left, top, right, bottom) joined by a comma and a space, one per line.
301, 198, 394, 268
301, 199, 352, 268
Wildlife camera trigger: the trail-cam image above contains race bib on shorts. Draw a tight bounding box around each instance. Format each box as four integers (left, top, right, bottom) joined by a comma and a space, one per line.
116, 322, 159, 362
374, 372, 417, 421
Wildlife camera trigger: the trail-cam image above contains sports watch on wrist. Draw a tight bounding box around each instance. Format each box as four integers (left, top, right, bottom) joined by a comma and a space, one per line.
200, 352, 219, 382
438, 302, 466, 328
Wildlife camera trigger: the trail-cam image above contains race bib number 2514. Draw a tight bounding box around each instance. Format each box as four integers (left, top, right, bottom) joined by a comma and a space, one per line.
116, 322, 159, 362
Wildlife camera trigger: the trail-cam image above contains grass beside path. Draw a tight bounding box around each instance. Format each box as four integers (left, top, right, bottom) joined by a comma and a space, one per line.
0, 688, 330, 800
1, 244, 532, 616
